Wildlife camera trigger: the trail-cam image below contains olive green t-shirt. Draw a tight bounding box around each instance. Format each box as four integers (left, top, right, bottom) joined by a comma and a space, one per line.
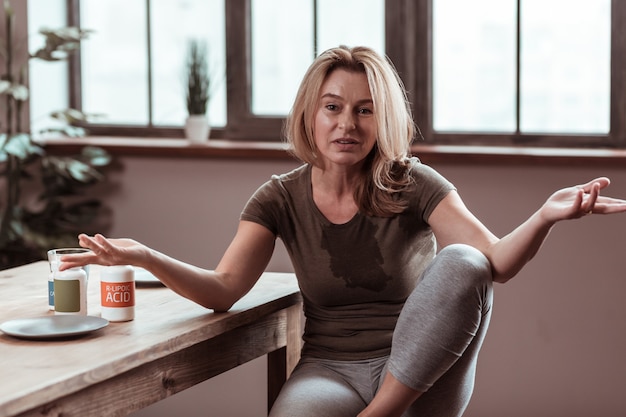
241, 158, 455, 360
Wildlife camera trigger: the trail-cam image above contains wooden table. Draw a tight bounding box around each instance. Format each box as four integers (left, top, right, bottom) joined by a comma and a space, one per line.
0, 261, 303, 417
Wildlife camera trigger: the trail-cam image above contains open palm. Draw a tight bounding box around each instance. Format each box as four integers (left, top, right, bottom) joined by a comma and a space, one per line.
541, 177, 626, 223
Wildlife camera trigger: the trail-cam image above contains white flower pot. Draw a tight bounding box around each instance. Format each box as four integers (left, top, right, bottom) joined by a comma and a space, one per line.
184, 115, 210, 143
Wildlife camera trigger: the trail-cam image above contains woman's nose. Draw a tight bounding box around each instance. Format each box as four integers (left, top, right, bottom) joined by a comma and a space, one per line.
338, 111, 356, 130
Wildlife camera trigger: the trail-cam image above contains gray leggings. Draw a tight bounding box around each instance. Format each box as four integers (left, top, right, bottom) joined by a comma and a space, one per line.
269, 244, 494, 417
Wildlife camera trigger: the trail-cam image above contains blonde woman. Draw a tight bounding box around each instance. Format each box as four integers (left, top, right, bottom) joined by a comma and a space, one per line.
61, 46, 626, 417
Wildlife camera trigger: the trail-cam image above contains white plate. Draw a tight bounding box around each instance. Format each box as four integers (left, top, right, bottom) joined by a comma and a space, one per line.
134, 267, 164, 286
0, 315, 109, 340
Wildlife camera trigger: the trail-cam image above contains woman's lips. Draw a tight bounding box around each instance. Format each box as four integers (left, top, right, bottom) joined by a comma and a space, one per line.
333, 138, 358, 145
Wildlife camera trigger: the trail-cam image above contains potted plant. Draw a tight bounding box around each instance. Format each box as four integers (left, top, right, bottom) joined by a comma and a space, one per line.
184, 39, 212, 143
0, 0, 112, 269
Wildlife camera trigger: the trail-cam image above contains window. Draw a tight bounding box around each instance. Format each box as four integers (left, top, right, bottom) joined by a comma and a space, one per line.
28, 0, 626, 148
433, 0, 610, 136
426, 0, 623, 148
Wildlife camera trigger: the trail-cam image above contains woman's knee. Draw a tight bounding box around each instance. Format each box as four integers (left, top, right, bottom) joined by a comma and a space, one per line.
425, 244, 493, 307
436, 243, 492, 284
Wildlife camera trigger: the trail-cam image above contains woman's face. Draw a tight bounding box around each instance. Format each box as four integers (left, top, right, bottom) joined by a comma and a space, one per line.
312, 68, 377, 170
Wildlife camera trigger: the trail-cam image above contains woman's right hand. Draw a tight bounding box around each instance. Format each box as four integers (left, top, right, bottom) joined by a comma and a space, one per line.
59, 233, 149, 271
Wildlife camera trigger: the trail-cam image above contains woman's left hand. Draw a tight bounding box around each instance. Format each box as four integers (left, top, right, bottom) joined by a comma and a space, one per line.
540, 177, 626, 224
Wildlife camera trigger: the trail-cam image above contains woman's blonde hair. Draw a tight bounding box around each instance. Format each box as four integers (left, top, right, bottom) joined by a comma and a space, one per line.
284, 45, 416, 216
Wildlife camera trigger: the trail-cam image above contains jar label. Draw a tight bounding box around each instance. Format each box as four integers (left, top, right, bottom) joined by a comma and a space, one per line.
54, 279, 80, 312
101, 281, 135, 307
48, 280, 55, 306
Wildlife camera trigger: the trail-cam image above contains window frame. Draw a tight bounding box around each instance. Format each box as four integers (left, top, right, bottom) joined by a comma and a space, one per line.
64, 0, 626, 148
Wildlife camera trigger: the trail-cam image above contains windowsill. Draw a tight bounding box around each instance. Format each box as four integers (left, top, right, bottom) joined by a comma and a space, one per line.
39, 136, 626, 168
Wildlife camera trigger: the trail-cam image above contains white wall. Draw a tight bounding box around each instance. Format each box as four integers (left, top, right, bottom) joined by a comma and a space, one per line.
105, 155, 626, 417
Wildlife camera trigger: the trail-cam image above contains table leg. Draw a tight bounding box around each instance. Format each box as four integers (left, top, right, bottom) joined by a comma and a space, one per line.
267, 303, 303, 414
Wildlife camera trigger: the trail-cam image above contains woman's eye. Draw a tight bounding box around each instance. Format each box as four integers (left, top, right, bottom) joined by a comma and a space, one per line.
325, 104, 338, 111
358, 107, 373, 115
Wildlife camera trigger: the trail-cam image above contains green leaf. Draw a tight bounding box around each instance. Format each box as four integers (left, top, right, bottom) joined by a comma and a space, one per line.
0, 80, 11, 95
39, 27, 92, 43
49, 108, 90, 123
9, 83, 28, 101
66, 159, 102, 183
38, 125, 87, 137
0, 132, 8, 149
80, 146, 112, 167
1, 134, 44, 160
31, 27, 93, 62
0, 81, 28, 100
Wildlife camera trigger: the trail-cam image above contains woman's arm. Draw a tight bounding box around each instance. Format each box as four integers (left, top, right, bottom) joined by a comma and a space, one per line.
360, 177, 626, 417
59, 220, 276, 311
429, 177, 626, 283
